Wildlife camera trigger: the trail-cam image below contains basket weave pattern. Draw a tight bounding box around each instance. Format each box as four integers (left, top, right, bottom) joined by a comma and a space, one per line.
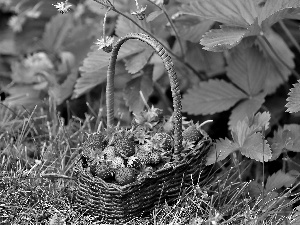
73, 33, 212, 223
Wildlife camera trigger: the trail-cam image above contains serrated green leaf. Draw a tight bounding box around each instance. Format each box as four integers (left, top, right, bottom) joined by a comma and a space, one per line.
182, 79, 247, 115
240, 132, 271, 162
231, 119, 252, 147
226, 45, 269, 95
269, 124, 300, 157
78, 45, 111, 74
62, 23, 99, 56
124, 47, 154, 74
258, 0, 300, 29
200, 26, 247, 52
146, 10, 164, 22
42, 14, 73, 52
286, 80, 300, 113
260, 30, 295, 95
49, 70, 78, 105
180, 0, 257, 27
173, 14, 214, 43
185, 42, 225, 75
265, 170, 296, 192
261, 8, 300, 31
228, 92, 265, 130
248, 111, 271, 132
74, 41, 144, 97
115, 15, 153, 74
4, 85, 42, 108
206, 138, 239, 165
269, 128, 291, 161
74, 60, 131, 98
123, 65, 153, 114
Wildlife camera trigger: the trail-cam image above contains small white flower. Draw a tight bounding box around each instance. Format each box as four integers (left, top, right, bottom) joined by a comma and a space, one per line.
95, 36, 114, 53
52, 0, 72, 14
131, 5, 147, 20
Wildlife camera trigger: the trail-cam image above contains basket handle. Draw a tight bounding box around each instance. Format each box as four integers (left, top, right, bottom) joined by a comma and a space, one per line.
106, 33, 183, 156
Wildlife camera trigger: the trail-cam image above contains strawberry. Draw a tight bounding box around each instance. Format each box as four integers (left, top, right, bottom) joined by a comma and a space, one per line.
114, 138, 135, 157
110, 156, 125, 169
100, 146, 116, 161
149, 152, 161, 165
115, 167, 136, 185
90, 160, 113, 180
83, 132, 107, 152
127, 156, 142, 169
182, 125, 203, 144
136, 149, 152, 165
153, 133, 173, 151
137, 166, 154, 180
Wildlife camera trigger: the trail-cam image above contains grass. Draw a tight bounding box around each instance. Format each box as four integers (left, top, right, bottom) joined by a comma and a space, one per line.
1, 103, 300, 225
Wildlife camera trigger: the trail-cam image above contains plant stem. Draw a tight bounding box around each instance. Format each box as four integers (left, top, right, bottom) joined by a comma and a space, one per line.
145, 0, 185, 58
259, 34, 300, 79
102, 8, 110, 41
279, 20, 300, 54
261, 126, 265, 207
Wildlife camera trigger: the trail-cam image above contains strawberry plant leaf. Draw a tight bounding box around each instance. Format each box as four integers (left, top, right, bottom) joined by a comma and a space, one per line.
172, 14, 214, 43
182, 79, 248, 115
124, 65, 153, 113
240, 132, 271, 162
269, 128, 290, 161
226, 46, 269, 96
231, 119, 252, 147
42, 14, 74, 52
146, 10, 164, 22
261, 8, 300, 31
206, 138, 239, 165
228, 92, 265, 130
49, 70, 78, 105
180, 0, 257, 27
286, 80, 300, 113
78, 45, 111, 74
124, 47, 154, 74
258, 0, 300, 30
265, 170, 296, 192
260, 30, 295, 95
74, 42, 144, 97
269, 124, 300, 160
231, 111, 270, 150
115, 14, 153, 74
247, 111, 271, 132
62, 22, 99, 52
4, 85, 42, 108
185, 42, 225, 75
200, 26, 248, 52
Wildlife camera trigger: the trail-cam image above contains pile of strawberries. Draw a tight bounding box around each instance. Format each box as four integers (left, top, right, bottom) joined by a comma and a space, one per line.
80, 106, 204, 186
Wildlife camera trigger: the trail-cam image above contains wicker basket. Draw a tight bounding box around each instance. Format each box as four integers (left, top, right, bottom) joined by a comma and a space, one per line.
73, 33, 212, 224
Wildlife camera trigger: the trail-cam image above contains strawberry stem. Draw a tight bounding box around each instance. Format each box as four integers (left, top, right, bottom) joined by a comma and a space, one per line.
139, 90, 151, 111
